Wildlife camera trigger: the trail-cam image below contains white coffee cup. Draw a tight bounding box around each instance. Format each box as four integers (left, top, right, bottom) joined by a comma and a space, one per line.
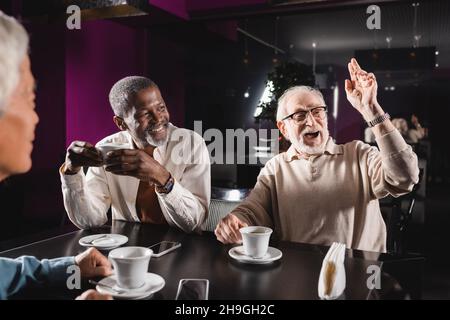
240, 226, 273, 258
97, 143, 127, 162
108, 246, 153, 289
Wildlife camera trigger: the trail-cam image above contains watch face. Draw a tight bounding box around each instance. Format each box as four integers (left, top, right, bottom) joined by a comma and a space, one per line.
157, 176, 174, 193
166, 178, 174, 192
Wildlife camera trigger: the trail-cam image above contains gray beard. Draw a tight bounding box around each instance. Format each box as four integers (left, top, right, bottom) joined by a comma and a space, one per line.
144, 130, 169, 148
134, 130, 169, 148
292, 128, 330, 155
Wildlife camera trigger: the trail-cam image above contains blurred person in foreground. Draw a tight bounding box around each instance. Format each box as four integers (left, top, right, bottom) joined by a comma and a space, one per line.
0, 11, 111, 300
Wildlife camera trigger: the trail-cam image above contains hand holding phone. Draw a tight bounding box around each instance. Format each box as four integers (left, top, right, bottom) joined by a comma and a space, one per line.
148, 241, 181, 257
176, 279, 209, 300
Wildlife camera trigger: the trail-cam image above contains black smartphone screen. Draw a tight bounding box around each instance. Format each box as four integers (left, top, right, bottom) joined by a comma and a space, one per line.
176, 280, 209, 300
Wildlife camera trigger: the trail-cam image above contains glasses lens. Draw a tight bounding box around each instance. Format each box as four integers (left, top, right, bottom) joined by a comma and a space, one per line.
313, 107, 326, 119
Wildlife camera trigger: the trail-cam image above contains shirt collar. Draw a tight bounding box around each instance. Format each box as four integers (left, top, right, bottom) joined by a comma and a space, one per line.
284, 136, 343, 162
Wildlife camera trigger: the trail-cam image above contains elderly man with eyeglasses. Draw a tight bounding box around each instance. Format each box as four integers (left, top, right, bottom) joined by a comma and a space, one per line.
215, 58, 419, 252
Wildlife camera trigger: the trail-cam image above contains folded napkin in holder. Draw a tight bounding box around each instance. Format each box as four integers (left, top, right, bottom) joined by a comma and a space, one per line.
318, 242, 346, 300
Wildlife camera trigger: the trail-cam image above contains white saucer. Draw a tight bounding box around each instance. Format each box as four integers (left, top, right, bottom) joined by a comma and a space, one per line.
228, 246, 282, 264
78, 234, 128, 250
96, 273, 165, 300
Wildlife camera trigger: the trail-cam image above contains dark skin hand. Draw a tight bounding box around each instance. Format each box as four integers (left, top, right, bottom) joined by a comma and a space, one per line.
104, 149, 170, 186
64, 141, 103, 174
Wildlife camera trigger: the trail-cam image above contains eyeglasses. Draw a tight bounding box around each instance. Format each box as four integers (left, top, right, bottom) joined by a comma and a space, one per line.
282, 106, 327, 124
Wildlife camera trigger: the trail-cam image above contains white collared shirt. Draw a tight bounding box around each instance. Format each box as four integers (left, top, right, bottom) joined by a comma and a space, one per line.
60, 123, 211, 233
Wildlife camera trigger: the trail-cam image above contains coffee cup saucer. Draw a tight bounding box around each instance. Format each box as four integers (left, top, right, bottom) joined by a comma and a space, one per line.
228, 246, 282, 264
96, 273, 165, 299
79, 234, 128, 250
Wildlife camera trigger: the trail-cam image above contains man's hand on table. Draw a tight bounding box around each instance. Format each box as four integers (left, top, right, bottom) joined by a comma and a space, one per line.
215, 213, 248, 244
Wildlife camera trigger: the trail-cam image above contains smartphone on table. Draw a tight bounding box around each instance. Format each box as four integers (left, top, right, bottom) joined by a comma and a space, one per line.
148, 241, 181, 257
175, 279, 209, 300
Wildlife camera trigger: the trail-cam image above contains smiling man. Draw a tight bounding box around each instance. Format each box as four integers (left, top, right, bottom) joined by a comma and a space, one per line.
60, 76, 210, 232
215, 59, 419, 252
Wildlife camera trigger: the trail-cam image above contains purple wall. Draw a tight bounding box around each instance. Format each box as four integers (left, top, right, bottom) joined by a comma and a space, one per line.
27, 23, 67, 170
65, 20, 149, 146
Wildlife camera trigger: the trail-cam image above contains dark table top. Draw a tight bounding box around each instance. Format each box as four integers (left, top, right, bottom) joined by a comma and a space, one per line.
0, 221, 424, 300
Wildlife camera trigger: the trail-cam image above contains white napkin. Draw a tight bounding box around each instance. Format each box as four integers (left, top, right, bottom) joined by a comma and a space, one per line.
318, 242, 346, 300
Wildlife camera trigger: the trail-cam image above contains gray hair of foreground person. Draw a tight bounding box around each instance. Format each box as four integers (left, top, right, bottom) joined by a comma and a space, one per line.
0, 11, 29, 116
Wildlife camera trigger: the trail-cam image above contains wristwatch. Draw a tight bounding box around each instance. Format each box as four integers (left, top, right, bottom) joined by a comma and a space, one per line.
366, 113, 390, 127
156, 174, 175, 194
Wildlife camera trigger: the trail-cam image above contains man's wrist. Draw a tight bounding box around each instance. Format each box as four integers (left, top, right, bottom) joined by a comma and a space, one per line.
63, 163, 81, 175
361, 102, 384, 122
155, 170, 171, 187
366, 113, 391, 128
155, 172, 174, 194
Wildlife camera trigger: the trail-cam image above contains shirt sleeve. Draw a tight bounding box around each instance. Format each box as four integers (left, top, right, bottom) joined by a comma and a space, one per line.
60, 164, 111, 229
365, 129, 420, 199
157, 135, 211, 233
230, 161, 275, 228
0, 256, 75, 300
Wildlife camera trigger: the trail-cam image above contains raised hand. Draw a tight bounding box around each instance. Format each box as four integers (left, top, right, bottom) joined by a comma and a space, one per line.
345, 58, 383, 121
64, 141, 103, 174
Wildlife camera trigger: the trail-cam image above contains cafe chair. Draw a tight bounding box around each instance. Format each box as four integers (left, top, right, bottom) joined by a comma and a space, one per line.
382, 168, 424, 255
201, 187, 250, 232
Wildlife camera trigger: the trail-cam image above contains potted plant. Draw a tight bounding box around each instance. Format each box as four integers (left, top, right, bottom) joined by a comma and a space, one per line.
255, 61, 315, 152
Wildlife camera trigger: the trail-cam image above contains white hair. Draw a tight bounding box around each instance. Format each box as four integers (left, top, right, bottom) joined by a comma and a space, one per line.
108, 76, 157, 117
276, 86, 325, 121
0, 11, 29, 115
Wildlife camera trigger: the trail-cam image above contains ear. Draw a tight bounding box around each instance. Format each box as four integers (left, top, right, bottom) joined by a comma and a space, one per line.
113, 116, 127, 131
276, 120, 289, 141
